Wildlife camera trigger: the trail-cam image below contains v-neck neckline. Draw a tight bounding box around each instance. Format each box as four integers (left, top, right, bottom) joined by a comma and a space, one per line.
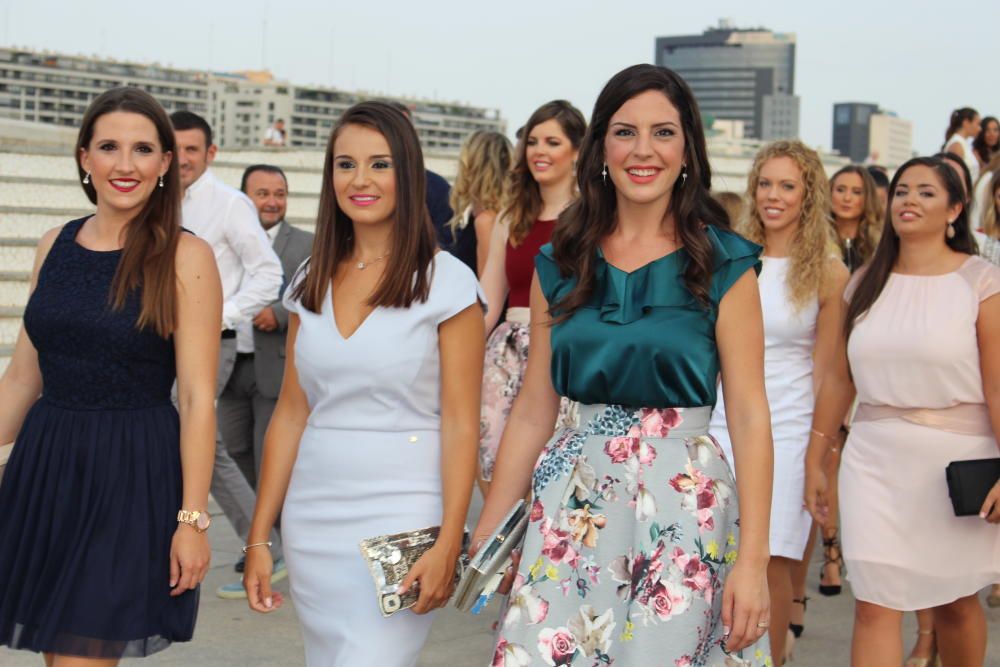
328, 284, 377, 342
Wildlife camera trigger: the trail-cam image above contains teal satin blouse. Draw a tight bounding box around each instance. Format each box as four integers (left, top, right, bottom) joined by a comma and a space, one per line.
534, 226, 762, 409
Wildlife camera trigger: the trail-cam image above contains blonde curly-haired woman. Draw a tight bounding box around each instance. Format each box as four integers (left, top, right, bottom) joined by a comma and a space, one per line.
445, 131, 513, 276
710, 140, 849, 663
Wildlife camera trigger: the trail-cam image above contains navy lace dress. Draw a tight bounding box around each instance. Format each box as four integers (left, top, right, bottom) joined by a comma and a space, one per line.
0, 217, 197, 658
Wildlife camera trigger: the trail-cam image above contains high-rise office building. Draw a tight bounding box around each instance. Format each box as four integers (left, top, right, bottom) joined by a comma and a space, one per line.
832, 102, 880, 162
655, 20, 799, 140
832, 102, 912, 167
0, 47, 504, 153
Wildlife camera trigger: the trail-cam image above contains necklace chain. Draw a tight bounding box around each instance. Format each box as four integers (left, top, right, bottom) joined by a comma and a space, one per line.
355, 252, 389, 270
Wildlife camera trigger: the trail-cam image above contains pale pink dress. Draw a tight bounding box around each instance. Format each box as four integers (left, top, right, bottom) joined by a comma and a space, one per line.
841, 256, 1000, 610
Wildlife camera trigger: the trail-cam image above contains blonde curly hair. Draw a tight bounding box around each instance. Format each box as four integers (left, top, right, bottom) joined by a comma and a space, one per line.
447, 131, 513, 236
740, 140, 839, 310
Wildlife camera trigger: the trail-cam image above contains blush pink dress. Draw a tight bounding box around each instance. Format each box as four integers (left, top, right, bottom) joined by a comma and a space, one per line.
840, 256, 1000, 611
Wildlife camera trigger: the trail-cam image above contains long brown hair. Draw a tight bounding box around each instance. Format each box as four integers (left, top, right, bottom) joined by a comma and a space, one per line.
505, 100, 586, 245
549, 64, 729, 317
742, 141, 839, 311
75, 87, 182, 337
829, 164, 883, 268
981, 162, 1000, 239
845, 156, 978, 339
291, 102, 436, 312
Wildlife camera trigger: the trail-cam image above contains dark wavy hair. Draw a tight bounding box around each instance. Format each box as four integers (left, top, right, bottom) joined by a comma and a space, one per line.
505, 100, 586, 246
942, 107, 979, 148
76, 87, 182, 337
291, 101, 436, 312
973, 116, 999, 167
548, 64, 729, 317
845, 156, 977, 339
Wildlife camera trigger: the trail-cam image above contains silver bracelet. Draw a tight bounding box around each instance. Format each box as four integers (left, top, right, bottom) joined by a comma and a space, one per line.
241, 541, 273, 554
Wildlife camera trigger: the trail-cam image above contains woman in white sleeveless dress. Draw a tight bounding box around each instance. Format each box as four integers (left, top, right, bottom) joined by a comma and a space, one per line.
710, 140, 849, 662
943, 107, 982, 185
241, 102, 485, 667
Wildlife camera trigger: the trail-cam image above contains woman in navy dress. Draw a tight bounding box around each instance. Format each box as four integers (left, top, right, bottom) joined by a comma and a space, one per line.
0, 87, 221, 665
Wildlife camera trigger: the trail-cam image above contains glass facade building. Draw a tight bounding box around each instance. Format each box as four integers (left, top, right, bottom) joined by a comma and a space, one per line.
655, 23, 799, 140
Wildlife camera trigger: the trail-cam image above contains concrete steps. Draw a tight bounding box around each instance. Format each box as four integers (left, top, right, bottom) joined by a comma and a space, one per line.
0, 148, 331, 372
0, 306, 22, 348
0, 271, 30, 307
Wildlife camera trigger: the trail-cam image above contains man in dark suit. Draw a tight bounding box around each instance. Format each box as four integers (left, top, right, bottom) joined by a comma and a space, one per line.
216, 164, 314, 599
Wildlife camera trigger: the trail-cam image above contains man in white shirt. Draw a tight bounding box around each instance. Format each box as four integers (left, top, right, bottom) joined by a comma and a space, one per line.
263, 119, 286, 147
214, 165, 314, 598
171, 111, 285, 591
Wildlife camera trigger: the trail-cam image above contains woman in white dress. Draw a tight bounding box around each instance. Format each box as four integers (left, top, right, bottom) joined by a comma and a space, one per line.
241, 102, 485, 666
710, 140, 849, 662
943, 107, 982, 185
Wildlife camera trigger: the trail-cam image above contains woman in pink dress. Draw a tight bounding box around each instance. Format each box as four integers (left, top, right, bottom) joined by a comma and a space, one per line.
805, 156, 1000, 667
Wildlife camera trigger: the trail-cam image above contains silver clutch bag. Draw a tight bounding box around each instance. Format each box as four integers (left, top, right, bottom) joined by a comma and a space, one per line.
453, 499, 529, 614
358, 526, 467, 617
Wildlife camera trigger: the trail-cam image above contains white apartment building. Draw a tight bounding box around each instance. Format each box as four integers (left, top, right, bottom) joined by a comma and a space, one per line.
868, 112, 914, 169
0, 47, 504, 153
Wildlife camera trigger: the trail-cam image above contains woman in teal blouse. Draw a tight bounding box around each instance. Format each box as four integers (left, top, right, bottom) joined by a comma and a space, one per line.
474, 64, 774, 666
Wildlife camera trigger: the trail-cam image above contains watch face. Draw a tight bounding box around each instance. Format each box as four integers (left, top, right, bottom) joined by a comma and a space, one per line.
196, 512, 211, 531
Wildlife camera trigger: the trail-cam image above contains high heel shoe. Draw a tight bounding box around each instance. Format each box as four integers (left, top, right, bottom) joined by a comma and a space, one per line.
789, 596, 808, 638
904, 629, 940, 667
819, 534, 844, 596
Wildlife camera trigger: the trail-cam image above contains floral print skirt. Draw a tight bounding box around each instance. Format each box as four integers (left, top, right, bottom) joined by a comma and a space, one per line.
492, 404, 770, 667
480, 320, 575, 481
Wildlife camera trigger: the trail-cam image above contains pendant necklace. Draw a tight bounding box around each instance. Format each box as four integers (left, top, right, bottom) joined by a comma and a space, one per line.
355, 252, 389, 270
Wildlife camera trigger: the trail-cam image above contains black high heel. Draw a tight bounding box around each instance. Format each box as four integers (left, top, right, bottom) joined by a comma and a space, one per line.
789, 596, 808, 638
819, 534, 844, 596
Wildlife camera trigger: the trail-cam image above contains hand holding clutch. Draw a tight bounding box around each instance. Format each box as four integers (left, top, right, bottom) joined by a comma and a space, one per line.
399, 543, 463, 614
454, 500, 529, 613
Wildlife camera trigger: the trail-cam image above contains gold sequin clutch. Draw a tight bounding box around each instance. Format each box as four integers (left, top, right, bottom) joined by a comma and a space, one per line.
358, 526, 467, 617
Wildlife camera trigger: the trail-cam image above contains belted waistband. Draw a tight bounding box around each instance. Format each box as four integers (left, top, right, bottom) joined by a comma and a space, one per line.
575, 404, 713, 437
853, 402, 993, 437
505, 307, 530, 325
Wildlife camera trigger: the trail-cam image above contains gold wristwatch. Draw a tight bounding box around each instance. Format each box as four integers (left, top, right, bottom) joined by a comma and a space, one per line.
177, 509, 212, 533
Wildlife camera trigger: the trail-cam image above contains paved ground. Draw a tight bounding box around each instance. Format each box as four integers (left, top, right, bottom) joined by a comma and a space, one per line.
4, 493, 999, 666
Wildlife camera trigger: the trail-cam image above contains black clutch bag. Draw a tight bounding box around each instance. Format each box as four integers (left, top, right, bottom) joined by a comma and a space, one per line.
945, 458, 1000, 516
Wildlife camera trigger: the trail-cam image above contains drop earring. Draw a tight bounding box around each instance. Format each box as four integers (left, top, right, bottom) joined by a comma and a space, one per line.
601, 163, 608, 185
82, 172, 91, 185
680, 165, 688, 186
159, 175, 165, 188
946, 221, 956, 239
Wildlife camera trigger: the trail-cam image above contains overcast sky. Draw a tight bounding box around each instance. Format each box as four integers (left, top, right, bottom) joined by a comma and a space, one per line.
2, 0, 996, 156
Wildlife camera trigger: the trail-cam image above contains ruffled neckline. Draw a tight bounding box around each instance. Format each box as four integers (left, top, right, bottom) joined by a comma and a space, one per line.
589, 225, 760, 324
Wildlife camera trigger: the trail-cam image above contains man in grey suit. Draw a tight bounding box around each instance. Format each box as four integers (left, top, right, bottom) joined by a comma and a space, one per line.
216, 164, 314, 599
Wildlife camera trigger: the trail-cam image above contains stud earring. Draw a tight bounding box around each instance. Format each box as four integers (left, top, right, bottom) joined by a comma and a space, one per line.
159, 175, 165, 188
946, 221, 956, 239
601, 163, 608, 185
82, 172, 91, 185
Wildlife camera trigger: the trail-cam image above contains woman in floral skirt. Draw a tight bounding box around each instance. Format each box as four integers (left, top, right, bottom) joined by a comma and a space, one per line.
478, 100, 586, 493
473, 64, 774, 667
